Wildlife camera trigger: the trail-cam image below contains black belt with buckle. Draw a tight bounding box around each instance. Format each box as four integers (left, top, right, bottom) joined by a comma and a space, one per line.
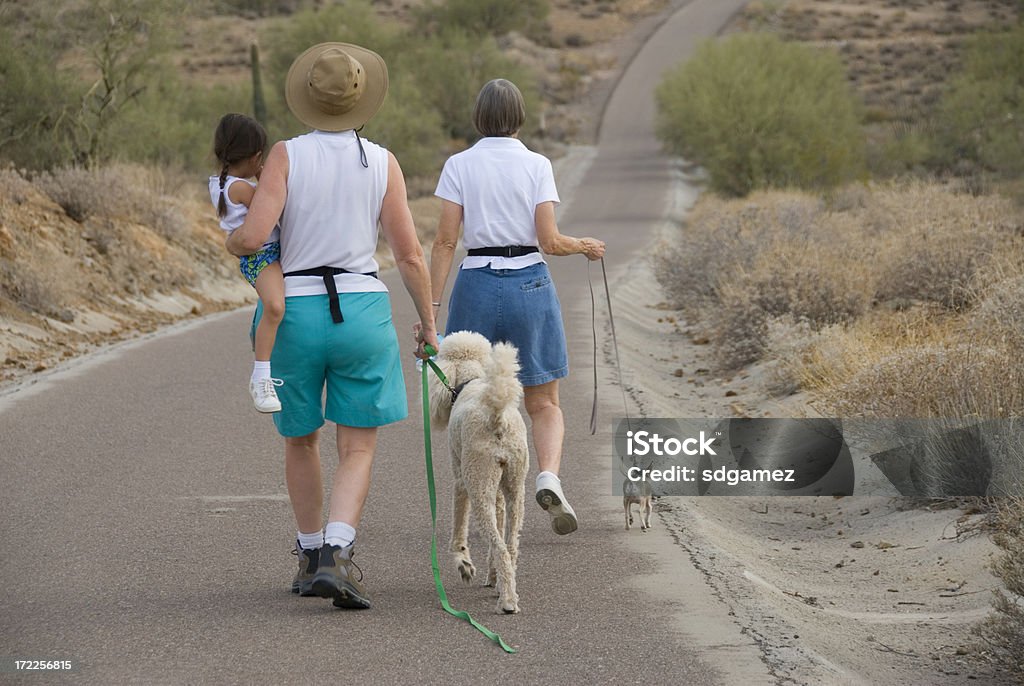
467, 246, 539, 258
283, 267, 378, 323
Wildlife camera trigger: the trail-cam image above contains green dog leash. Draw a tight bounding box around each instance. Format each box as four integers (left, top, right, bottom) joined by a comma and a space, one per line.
420, 344, 517, 654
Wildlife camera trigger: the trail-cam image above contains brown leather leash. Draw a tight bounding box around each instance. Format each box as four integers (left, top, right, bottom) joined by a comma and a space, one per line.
588, 257, 632, 435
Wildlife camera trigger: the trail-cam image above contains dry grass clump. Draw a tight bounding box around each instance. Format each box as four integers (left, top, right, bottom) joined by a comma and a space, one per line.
655, 181, 1023, 373
970, 275, 1024, 351
35, 164, 188, 240
874, 231, 998, 309
828, 343, 1024, 419
0, 167, 36, 206
0, 258, 74, 322
974, 497, 1024, 679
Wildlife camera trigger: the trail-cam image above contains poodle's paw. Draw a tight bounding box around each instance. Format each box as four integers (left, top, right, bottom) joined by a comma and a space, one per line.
484, 568, 497, 587
457, 558, 476, 583
624, 523, 631, 531
498, 595, 520, 614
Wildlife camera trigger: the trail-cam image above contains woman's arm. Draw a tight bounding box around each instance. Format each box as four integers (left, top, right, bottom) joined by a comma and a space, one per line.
379, 151, 438, 356
225, 142, 288, 256
429, 200, 463, 310
535, 201, 605, 260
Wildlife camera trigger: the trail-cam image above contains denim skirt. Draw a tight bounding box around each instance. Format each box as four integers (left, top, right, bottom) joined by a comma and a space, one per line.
445, 262, 568, 386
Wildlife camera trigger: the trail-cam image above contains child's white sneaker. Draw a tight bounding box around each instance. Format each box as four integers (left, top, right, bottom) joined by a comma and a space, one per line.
250, 377, 283, 413
535, 472, 578, 535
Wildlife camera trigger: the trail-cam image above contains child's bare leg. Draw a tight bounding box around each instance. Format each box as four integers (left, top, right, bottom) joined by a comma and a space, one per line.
249, 261, 285, 412
253, 261, 285, 363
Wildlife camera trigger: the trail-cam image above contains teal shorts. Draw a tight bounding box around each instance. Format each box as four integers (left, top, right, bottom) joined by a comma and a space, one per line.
251, 292, 408, 436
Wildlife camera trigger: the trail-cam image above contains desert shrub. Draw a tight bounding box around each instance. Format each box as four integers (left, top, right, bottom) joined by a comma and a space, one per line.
213, 0, 306, 17
0, 258, 73, 322
653, 191, 869, 369
416, 0, 550, 39
934, 24, 1024, 179
0, 26, 76, 170
0, 167, 36, 206
874, 232, 997, 309
264, 2, 446, 179
707, 283, 769, 370
655, 33, 865, 196
970, 275, 1024, 351
651, 193, 812, 312
745, 252, 867, 326
703, 251, 867, 371
829, 344, 1024, 418
36, 167, 109, 223
974, 497, 1024, 678
763, 315, 819, 396
110, 68, 250, 172
36, 165, 188, 239
55, 0, 187, 167
403, 28, 540, 142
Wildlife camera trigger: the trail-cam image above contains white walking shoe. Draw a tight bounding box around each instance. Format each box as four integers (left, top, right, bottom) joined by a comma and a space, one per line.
535, 472, 578, 535
250, 377, 283, 413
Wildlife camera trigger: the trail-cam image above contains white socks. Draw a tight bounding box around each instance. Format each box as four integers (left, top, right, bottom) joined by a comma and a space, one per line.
324, 521, 356, 548
536, 471, 560, 489
252, 360, 271, 382
297, 529, 324, 550
298, 523, 356, 549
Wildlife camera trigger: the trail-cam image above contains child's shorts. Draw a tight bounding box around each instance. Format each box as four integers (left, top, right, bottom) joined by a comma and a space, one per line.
239, 241, 281, 286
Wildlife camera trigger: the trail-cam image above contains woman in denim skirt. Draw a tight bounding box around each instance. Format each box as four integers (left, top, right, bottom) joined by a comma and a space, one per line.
426, 78, 606, 535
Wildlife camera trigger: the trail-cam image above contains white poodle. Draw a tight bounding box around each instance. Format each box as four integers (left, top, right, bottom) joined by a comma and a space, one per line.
428, 330, 529, 614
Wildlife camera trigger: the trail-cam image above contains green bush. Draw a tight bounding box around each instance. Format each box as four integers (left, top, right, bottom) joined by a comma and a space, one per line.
934, 25, 1024, 179
0, 26, 74, 170
655, 33, 865, 196
417, 0, 549, 39
264, 3, 535, 177
263, 2, 446, 179
409, 28, 540, 142
111, 71, 251, 171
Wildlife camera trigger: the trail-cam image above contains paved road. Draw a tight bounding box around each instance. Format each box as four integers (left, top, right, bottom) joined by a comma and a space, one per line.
1, 1, 756, 683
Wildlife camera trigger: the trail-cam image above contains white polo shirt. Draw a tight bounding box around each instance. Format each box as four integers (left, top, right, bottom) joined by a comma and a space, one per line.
435, 137, 560, 270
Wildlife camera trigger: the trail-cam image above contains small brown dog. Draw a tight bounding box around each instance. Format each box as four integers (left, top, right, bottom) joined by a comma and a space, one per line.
623, 478, 653, 531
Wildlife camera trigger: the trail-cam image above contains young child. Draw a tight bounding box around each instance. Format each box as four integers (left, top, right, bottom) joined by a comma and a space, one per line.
209, 113, 285, 413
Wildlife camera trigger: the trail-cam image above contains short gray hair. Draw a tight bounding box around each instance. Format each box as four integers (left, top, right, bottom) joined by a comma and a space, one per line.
473, 79, 526, 138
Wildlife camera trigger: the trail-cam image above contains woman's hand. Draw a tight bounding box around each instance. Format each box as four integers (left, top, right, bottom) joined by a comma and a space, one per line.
413, 322, 440, 360
579, 237, 606, 261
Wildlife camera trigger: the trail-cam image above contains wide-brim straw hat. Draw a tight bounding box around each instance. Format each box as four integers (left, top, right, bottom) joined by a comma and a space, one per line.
285, 42, 388, 132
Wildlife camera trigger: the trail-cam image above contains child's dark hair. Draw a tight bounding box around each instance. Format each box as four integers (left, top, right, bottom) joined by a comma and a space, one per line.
213, 113, 267, 217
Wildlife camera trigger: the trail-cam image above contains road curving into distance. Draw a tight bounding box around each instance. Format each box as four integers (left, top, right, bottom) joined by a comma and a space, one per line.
0, 1, 766, 683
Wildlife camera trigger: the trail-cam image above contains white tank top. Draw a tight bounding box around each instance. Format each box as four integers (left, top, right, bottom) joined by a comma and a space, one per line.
281, 130, 389, 297
208, 175, 280, 245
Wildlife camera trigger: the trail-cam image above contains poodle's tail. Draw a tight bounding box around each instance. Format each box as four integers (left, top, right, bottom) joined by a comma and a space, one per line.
481, 342, 523, 424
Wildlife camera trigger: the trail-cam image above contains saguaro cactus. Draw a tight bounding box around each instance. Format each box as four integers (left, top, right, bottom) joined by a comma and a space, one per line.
251, 41, 267, 126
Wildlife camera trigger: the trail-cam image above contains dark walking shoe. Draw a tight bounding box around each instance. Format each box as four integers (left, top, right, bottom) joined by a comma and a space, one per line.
311, 544, 371, 609
291, 543, 319, 596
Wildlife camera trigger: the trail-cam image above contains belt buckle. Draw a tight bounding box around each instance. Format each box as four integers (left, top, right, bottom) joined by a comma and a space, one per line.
503, 246, 515, 258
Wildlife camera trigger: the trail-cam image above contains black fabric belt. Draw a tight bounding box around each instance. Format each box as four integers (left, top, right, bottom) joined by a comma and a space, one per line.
283, 267, 378, 324
466, 246, 539, 258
